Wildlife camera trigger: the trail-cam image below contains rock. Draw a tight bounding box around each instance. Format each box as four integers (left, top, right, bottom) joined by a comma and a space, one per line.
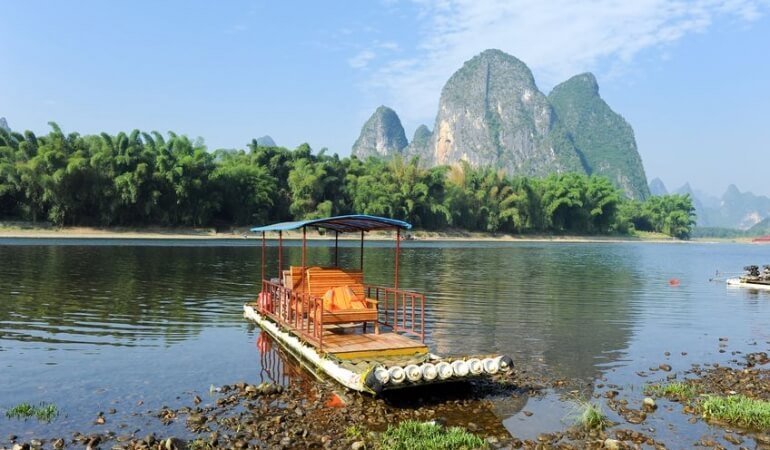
52, 439, 64, 449
723, 433, 743, 445
29, 440, 41, 448
642, 397, 656, 412
603, 438, 622, 450
351, 441, 366, 450
755, 433, 770, 445
658, 364, 672, 372
624, 411, 646, 424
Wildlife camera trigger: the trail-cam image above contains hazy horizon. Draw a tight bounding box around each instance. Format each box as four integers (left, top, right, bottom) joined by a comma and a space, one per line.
3, 1, 769, 197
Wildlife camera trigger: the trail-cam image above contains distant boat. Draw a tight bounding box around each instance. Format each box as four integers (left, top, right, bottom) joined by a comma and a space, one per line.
727, 264, 770, 290
244, 214, 513, 394
752, 235, 770, 243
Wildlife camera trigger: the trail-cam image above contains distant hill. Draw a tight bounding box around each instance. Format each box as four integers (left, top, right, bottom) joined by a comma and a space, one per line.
0, 117, 9, 132
351, 105, 408, 159
255, 135, 276, 147
352, 49, 650, 199
548, 73, 650, 200
672, 182, 770, 229
648, 178, 668, 196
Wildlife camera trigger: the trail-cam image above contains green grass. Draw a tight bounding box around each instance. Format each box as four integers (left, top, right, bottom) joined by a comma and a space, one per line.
646, 382, 699, 400
5, 402, 59, 422
573, 401, 611, 431
379, 420, 487, 450
345, 424, 366, 440
700, 395, 770, 430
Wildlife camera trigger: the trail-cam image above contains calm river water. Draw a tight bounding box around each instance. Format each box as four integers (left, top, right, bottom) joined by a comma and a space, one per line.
1, 238, 769, 443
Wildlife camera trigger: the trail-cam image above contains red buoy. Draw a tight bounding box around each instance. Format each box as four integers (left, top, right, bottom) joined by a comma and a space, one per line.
669, 278, 680, 286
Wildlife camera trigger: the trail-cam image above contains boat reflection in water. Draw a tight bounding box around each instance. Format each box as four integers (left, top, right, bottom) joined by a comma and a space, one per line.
255, 330, 316, 389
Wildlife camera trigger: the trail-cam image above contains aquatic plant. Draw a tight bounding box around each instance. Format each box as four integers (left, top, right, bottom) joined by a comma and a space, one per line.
646, 382, 698, 400
379, 420, 487, 450
700, 394, 770, 429
5, 402, 59, 422
570, 400, 611, 431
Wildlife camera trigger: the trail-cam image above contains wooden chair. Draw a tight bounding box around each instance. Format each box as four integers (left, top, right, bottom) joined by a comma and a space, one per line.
305, 268, 379, 333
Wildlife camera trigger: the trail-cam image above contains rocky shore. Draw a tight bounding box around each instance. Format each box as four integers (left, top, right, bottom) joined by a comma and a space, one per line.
6, 347, 770, 449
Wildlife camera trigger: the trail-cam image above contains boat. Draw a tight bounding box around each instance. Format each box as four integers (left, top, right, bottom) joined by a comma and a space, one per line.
727, 265, 770, 290
243, 214, 513, 394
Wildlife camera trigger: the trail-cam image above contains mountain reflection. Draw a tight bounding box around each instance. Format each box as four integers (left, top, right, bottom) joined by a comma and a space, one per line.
0, 241, 639, 383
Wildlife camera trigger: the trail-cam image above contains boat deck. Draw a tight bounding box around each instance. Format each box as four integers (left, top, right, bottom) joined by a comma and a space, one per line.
316, 325, 428, 360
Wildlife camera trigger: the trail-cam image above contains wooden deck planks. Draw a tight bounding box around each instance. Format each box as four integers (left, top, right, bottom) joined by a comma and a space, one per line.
317, 328, 428, 359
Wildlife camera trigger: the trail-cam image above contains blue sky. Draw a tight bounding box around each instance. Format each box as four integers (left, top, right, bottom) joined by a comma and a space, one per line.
2, 0, 769, 197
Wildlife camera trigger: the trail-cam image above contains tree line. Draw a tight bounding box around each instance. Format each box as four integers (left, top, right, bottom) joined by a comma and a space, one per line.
0, 124, 696, 238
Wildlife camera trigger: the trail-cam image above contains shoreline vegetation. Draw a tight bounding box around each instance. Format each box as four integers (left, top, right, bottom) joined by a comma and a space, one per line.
1, 124, 696, 240
0, 222, 745, 243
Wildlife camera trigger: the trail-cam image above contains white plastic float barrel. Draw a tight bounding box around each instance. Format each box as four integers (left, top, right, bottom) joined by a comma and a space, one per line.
451, 360, 470, 377
436, 362, 453, 380
482, 357, 500, 374
499, 355, 514, 371
404, 364, 422, 382
388, 366, 406, 384
467, 358, 483, 375
374, 366, 390, 384
421, 363, 438, 381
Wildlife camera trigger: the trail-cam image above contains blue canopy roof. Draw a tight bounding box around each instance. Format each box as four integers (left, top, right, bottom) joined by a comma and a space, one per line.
250, 214, 412, 233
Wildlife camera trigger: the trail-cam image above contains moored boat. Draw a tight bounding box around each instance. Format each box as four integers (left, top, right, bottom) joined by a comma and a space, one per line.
727, 264, 770, 290
243, 214, 513, 394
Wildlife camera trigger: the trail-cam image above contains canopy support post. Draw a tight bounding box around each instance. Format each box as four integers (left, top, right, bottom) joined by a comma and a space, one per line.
261, 232, 266, 282
302, 227, 307, 269
278, 231, 283, 280
395, 228, 400, 290
334, 231, 339, 267
360, 230, 364, 271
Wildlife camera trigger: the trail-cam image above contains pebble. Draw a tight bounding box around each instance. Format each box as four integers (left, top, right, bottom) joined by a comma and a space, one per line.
658, 364, 672, 372
603, 438, 622, 450
723, 433, 743, 445
642, 397, 656, 411
351, 441, 366, 450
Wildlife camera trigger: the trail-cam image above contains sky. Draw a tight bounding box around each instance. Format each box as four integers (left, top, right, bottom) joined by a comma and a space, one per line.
2, 0, 770, 197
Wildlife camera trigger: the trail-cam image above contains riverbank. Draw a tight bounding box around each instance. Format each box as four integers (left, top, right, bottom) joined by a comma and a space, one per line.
0, 222, 735, 243
7, 347, 770, 449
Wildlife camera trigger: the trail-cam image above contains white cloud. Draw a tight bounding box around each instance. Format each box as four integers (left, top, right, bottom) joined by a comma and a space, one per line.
367, 0, 769, 123
348, 50, 377, 69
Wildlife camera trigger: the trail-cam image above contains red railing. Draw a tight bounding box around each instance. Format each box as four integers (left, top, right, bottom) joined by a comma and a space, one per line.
366, 285, 426, 342
259, 280, 326, 351
258, 280, 426, 351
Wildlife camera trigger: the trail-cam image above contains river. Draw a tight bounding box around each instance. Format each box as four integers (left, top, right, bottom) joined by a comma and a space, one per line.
1, 238, 768, 444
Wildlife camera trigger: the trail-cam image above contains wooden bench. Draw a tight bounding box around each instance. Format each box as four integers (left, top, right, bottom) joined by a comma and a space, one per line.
304, 267, 378, 333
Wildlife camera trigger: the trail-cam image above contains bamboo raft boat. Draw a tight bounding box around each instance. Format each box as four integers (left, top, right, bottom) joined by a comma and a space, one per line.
243, 215, 513, 394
